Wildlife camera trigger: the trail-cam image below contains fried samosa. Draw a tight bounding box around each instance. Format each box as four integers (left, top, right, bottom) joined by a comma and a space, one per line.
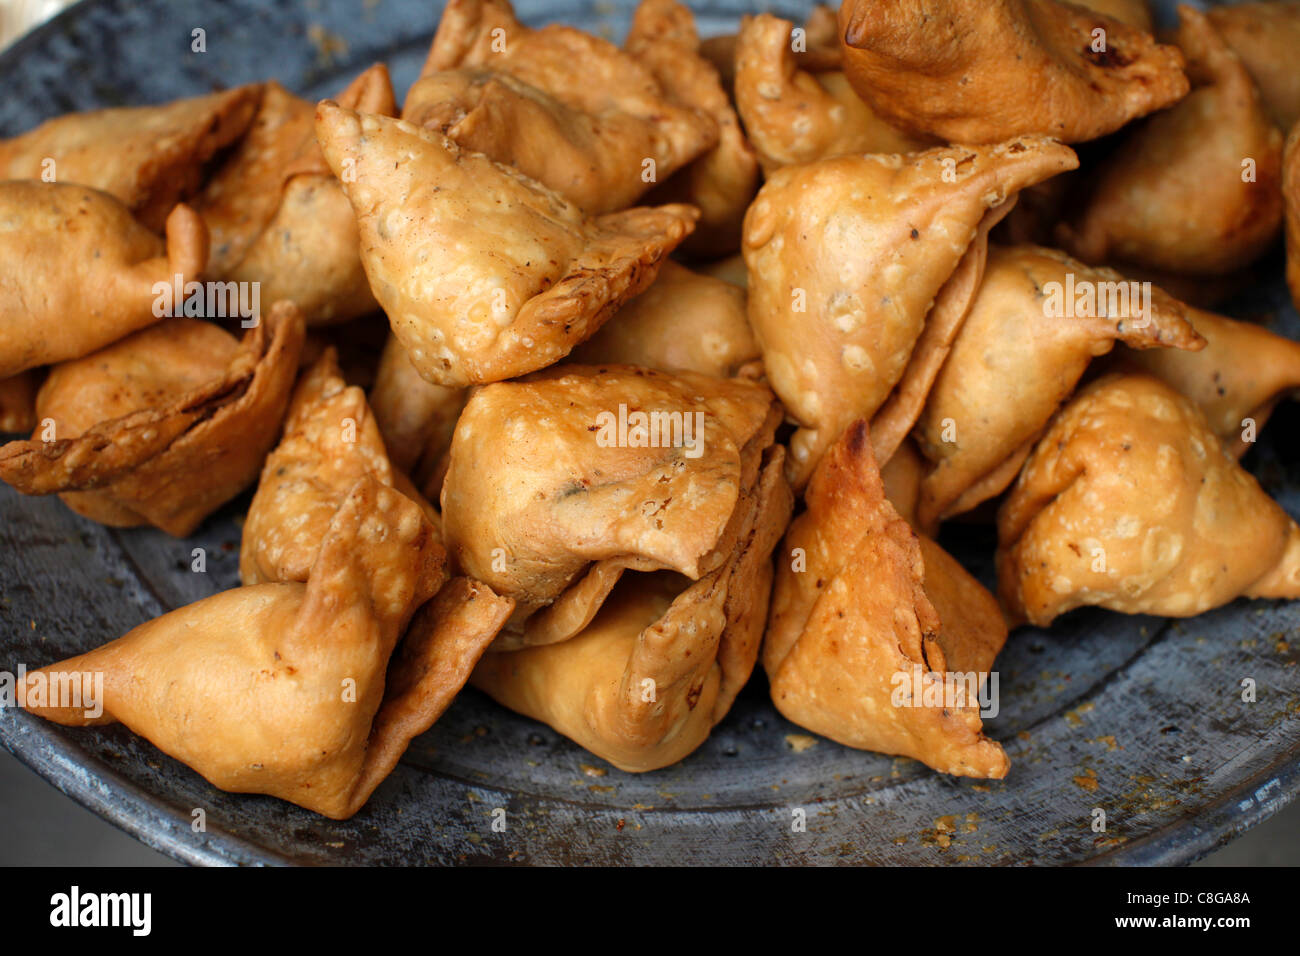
197, 65, 397, 325
240, 348, 445, 588
0, 85, 261, 231
734, 12, 926, 175
864, 199, 1012, 476
0, 182, 207, 378
1061, 7, 1283, 275
472, 444, 791, 772
0, 303, 303, 536
373, 573, 516, 766
1119, 306, 1300, 458
408, 0, 717, 216
743, 137, 1078, 490
567, 260, 759, 378
1206, 0, 1300, 131
915, 245, 1205, 530
370, 333, 467, 482
316, 102, 698, 388
998, 373, 1300, 626
837, 0, 1188, 145
625, 0, 758, 257
441, 364, 782, 647
699, 4, 846, 98
881, 436, 928, 529
194, 83, 315, 277
18, 477, 489, 820
765, 420, 1009, 779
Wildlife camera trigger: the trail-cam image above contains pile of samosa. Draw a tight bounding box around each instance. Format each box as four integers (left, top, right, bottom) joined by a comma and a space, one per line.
2, 0, 1300, 819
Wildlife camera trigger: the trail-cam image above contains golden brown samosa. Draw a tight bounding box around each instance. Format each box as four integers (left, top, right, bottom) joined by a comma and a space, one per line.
472, 444, 791, 772
765, 420, 1009, 779
743, 137, 1078, 490
881, 437, 928, 529
915, 245, 1205, 530
240, 349, 445, 588
625, 0, 758, 257
699, 4, 850, 100
0, 86, 261, 231
441, 364, 782, 647
196, 83, 316, 277
369, 333, 467, 483
1061, 7, 1284, 275
1119, 306, 1300, 458
799, 2, 845, 63
0, 303, 303, 536
197, 65, 397, 326
734, 12, 926, 175
316, 102, 698, 388
0, 183, 207, 378
998, 373, 1300, 626
408, 0, 717, 215
864, 200, 1013, 474
1206, 0, 1300, 131
567, 260, 759, 379
17, 478, 502, 820
837, 0, 1187, 145
375, 574, 516, 766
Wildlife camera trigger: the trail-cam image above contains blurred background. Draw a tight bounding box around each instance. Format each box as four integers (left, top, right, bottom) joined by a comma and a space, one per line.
1, 0, 1296, 868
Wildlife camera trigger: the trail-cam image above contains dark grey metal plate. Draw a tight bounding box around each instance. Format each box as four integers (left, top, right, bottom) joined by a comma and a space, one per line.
1, 0, 1297, 866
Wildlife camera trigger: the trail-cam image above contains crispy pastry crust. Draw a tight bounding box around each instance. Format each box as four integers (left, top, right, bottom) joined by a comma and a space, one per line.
1119, 305, 1300, 458
838, 0, 1187, 144
408, 0, 718, 215
0, 183, 207, 378
241, 349, 447, 590
198, 65, 398, 325
316, 103, 698, 387
625, 0, 759, 257
742, 137, 1077, 490
734, 12, 927, 175
0, 303, 304, 536
765, 421, 1009, 779
19, 478, 468, 820
1060, 7, 1284, 276
567, 260, 759, 379
441, 364, 781, 634
0, 85, 261, 231
998, 373, 1300, 625
916, 244, 1204, 530
1206, 0, 1300, 131
472, 445, 792, 772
